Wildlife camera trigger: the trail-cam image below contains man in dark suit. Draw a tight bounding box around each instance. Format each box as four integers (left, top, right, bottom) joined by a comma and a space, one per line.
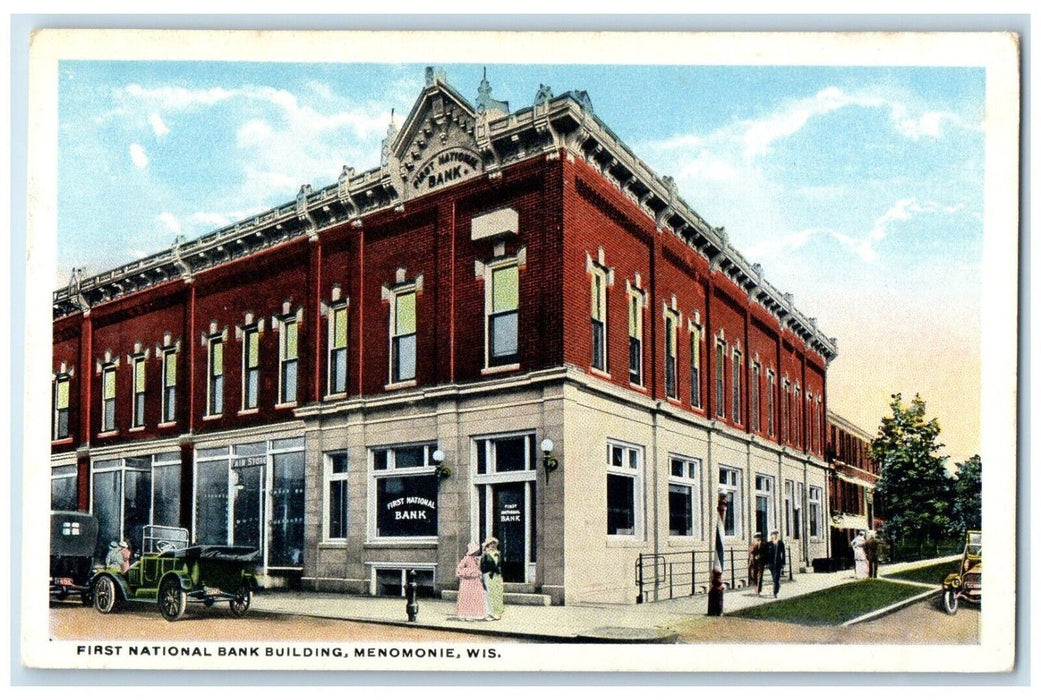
764, 529, 787, 598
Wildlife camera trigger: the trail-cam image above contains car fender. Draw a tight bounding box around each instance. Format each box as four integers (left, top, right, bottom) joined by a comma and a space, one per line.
159, 571, 193, 592
92, 570, 131, 601
943, 573, 962, 591
241, 572, 260, 592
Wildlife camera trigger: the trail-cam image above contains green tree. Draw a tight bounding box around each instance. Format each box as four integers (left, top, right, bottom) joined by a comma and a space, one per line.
871, 393, 954, 557
951, 454, 982, 532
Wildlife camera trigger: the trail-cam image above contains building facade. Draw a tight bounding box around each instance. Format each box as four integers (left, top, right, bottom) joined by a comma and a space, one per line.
51, 69, 837, 604
825, 411, 880, 568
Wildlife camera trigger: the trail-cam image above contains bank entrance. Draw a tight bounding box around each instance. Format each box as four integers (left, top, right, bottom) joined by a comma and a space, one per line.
473, 432, 537, 583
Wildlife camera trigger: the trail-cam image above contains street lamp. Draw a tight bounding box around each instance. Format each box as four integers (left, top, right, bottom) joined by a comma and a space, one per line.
540, 438, 559, 482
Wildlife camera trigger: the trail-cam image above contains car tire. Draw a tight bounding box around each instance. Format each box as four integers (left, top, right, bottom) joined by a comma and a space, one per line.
943, 589, 959, 615
229, 584, 252, 618
93, 576, 119, 614
158, 577, 187, 622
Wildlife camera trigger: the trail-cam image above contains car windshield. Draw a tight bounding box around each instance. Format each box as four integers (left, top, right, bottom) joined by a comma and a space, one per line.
967, 532, 982, 557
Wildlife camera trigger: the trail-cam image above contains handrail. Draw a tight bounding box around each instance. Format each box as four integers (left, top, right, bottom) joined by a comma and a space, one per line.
634, 544, 794, 604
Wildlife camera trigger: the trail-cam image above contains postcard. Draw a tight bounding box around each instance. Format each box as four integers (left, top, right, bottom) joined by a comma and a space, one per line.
20, 28, 1019, 674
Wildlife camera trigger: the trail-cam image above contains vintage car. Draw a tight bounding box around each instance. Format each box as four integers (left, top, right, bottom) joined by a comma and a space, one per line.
91, 525, 259, 621
50, 511, 99, 605
942, 530, 981, 614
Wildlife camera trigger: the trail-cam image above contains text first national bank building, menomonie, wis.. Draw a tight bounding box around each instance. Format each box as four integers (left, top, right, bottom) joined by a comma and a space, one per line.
51, 69, 837, 605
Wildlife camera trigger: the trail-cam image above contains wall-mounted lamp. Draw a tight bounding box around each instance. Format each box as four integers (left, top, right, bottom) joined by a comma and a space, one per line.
432, 448, 451, 482
540, 438, 559, 482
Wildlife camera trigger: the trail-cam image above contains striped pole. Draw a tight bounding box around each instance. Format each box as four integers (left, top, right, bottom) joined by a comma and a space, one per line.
708, 488, 727, 616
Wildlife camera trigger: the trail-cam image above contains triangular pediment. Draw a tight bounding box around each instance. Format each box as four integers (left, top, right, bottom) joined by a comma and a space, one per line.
391, 75, 484, 199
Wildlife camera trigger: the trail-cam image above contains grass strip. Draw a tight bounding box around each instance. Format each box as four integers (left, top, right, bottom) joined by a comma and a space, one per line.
882, 560, 958, 585
729, 579, 925, 626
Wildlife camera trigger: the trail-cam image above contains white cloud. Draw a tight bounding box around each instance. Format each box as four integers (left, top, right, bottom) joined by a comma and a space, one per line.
149, 112, 169, 137
124, 83, 234, 110
158, 212, 181, 234
129, 143, 148, 169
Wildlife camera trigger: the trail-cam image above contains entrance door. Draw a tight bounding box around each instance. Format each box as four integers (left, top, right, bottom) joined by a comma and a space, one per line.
492, 483, 527, 582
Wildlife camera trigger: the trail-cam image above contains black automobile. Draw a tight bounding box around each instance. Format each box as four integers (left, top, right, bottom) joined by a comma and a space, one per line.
50, 511, 99, 605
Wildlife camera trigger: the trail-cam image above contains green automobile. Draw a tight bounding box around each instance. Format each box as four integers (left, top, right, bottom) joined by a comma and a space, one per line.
91, 526, 259, 622
942, 530, 981, 615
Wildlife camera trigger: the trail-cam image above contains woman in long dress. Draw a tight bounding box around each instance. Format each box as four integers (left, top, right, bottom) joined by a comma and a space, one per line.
481, 537, 504, 620
455, 542, 490, 621
851, 530, 869, 579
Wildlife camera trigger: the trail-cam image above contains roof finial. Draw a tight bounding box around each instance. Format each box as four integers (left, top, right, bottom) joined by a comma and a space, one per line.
476, 67, 509, 118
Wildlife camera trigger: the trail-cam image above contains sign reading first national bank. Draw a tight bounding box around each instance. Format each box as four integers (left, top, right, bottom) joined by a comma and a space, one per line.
411, 148, 483, 194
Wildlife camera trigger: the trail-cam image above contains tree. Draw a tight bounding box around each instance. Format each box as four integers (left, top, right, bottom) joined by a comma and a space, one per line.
951, 454, 982, 532
871, 393, 954, 556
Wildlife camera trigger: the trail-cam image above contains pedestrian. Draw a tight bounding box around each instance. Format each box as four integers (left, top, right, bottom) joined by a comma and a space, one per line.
851, 530, 869, 579
864, 531, 879, 578
481, 537, 504, 620
454, 542, 490, 621
747, 533, 765, 596
764, 529, 787, 598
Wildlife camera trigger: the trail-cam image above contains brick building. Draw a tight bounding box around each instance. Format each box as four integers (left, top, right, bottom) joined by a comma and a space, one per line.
825, 411, 880, 567
51, 69, 837, 604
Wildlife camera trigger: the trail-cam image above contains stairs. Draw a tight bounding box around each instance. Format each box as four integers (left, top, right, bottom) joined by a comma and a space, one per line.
441, 581, 552, 606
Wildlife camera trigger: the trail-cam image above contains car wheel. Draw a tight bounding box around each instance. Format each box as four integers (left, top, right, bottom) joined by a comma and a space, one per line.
229, 584, 252, 618
158, 578, 187, 622
93, 576, 119, 614
943, 589, 959, 615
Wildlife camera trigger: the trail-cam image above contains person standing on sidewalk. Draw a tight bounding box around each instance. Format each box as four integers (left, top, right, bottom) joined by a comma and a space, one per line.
748, 533, 765, 596
481, 537, 504, 620
864, 532, 879, 578
454, 542, 490, 621
764, 530, 787, 598
851, 530, 869, 579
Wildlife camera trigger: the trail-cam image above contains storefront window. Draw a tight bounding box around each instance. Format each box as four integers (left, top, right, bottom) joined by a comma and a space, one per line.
370, 443, 438, 540
51, 464, 78, 511
269, 449, 305, 566
91, 454, 181, 557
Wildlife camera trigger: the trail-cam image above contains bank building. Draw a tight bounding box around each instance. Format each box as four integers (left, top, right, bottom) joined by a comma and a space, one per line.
51, 68, 837, 605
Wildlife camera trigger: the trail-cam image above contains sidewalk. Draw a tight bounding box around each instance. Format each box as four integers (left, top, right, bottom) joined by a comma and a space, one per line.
251, 556, 957, 643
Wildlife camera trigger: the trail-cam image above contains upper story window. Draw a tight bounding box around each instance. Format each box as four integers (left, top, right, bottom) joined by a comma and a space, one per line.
689, 321, 702, 409
100, 361, 117, 433
732, 349, 742, 423
488, 263, 519, 367
767, 370, 776, 436
715, 339, 726, 419
241, 325, 260, 410
793, 384, 802, 445
607, 440, 644, 538
781, 379, 790, 442
131, 354, 147, 428
391, 290, 417, 384
627, 280, 645, 386
53, 373, 71, 440
160, 345, 177, 424
278, 317, 299, 405
328, 302, 349, 396
207, 335, 224, 416
587, 249, 612, 374
751, 362, 761, 432
663, 304, 680, 399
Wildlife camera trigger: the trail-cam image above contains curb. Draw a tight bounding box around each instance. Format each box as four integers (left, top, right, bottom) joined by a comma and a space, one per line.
840, 586, 942, 627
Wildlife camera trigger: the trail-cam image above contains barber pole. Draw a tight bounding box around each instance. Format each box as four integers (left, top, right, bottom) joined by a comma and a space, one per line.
708, 488, 727, 616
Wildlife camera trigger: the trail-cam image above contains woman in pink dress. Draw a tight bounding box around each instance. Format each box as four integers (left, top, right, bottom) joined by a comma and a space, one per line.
455, 542, 489, 621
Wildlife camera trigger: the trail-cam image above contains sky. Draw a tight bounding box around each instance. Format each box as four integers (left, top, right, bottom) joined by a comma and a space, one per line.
55, 60, 986, 464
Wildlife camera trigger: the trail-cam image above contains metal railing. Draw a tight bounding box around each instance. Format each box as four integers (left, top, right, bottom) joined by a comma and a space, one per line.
635, 545, 793, 604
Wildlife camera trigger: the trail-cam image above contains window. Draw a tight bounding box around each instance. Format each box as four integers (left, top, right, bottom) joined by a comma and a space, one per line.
51, 464, 77, 510
690, 323, 702, 408
279, 318, 298, 404
664, 309, 679, 399
793, 385, 802, 445
808, 486, 823, 539
92, 452, 181, 558
161, 347, 177, 423
719, 467, 742, 538
370, 443, 439, 540
606, 441, 643, 537
390, 291, 417, 383
781, 380, 790, 442
53, 374, 71, 440
325, 452, 350, 540
131, 356, 146, 428
242, 326, 260, 410
488, 264, 519, 366
751, 362, 761, 431
715, 341, 726, 418
100, 364, 116, 432
207, 337, 224, 416
628, 287, 644, 385
754, 475, 774, 539
767, 370, 776, 436
328, 304, 348, 395
784, 479, 803, 539
668, 456, 701, 538
732, 349, 742, 423
590, 269, 607, 372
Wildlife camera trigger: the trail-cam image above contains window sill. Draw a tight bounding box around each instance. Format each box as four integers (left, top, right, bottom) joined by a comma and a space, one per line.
158, 421, 177, 429
51, 437, 74, 446
318, 540, 349, 549
324, 391, 349, 401
666, 396, 681, 406
202, 414, 222, 421
238, 408, 260, 416
590, 367, 611, 380
384, 379, 417, 391
481, 363, 520, 376
363, 539, 438, 549
97, 430, 119, 438
128, 426, 145, 433
629, 382, 648, 392
275, 402, 298, 410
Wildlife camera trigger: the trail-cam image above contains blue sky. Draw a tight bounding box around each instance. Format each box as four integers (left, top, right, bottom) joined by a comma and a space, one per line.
56, 60, 986, 462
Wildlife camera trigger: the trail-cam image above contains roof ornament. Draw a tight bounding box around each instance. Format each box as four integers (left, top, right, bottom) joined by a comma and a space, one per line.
67, 267, 90, 313
381, 109, 399, 168
171, 235, 193, 283
424, 66, 447, 87
533, 84, 560, 155
296, 184, 318, 241
337, 165, 357, 216
476, 67, 509, 118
